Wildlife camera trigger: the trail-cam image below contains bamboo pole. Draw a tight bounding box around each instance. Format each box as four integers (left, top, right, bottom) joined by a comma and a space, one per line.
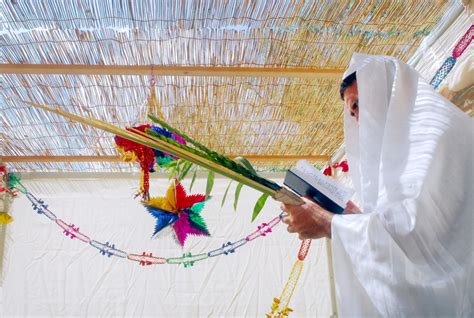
1, 156, 125, 162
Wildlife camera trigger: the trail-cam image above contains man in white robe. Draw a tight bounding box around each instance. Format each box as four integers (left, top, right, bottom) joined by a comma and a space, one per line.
281, 54, 473, 316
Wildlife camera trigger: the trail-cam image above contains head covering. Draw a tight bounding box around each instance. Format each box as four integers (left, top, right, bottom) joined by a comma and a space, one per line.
332, 54, 473, 316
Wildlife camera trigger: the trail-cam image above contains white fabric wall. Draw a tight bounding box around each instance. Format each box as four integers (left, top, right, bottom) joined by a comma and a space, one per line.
0, 176, 331, 317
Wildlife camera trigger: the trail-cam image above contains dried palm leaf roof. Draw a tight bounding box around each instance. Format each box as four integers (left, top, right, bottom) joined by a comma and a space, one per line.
1, 0, 453, 172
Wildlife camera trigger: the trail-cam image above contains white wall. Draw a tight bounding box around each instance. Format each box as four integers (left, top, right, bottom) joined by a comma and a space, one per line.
0, 176, 331, 317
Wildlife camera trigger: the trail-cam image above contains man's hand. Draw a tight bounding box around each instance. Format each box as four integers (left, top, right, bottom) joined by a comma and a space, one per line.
281, 197, 334, 240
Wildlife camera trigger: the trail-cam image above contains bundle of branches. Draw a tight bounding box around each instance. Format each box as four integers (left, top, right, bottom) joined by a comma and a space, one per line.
22, 100, 303, 220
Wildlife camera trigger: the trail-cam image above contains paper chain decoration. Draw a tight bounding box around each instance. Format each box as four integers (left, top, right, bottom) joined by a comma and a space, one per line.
430, 24, 473, 89
267, 239, 312, 317
19, 183, 284, 268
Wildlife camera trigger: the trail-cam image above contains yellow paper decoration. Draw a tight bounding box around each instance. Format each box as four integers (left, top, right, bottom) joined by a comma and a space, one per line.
0, 212, 13, 224
144, 180, 177, 213
115, 145, 138, 162
267, 260, 303, 317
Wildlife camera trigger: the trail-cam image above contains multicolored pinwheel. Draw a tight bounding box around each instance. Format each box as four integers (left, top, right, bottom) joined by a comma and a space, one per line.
143, 179, 210, 246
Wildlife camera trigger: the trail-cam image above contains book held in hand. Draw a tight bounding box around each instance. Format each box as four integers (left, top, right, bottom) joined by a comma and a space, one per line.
284, 160, 354, 214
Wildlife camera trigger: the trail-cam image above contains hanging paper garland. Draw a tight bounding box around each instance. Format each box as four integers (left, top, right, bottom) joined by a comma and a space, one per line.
15, 176, 284, 268
267, 240, 312, 317
430, 24, 473, 89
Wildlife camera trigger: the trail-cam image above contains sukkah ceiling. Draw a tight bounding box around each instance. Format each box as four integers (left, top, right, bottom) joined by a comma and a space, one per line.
0, 0, 453, 172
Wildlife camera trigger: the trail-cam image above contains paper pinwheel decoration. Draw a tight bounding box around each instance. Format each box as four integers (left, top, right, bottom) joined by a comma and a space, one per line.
143, 179, 210, 246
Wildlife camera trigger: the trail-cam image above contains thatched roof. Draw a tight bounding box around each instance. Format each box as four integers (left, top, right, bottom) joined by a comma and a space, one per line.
1, 0, 454, 172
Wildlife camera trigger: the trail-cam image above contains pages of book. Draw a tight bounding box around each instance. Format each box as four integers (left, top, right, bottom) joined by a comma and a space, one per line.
293, 160, 354, 208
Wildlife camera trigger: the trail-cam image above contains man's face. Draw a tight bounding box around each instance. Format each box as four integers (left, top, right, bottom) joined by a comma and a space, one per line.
343, 81, 359, 122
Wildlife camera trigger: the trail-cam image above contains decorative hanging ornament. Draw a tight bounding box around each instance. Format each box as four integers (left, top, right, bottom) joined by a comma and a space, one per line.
143, 179, 210, 246
430, 24, 473, 89
115, 124, 156, 200
0, 164, 18, 224
114, 124, 186, 200
323, 159, 349, 177
148, 125, 187, 164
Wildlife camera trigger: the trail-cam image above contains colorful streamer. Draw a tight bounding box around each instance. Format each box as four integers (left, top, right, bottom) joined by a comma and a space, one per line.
16, 179, 285, 268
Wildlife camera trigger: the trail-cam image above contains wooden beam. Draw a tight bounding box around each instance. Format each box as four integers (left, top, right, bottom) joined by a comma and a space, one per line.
1, 156, 124, 163
0, 64, 344, 79
1, 155, 329, 163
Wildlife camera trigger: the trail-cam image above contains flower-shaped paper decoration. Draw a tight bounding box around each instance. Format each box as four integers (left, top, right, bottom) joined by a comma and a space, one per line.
143, 180, 210, 246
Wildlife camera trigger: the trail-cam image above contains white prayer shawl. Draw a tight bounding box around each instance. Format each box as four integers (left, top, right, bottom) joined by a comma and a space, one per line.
331, 54, 473, 317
